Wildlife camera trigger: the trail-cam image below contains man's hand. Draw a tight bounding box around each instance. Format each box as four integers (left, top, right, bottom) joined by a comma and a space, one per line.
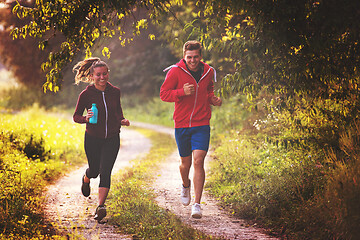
183, 83, 195, 96
121, 119, 130, 126
211, 96, 222, 106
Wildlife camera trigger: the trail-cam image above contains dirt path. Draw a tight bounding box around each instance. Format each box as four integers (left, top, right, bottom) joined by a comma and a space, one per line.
135, 123, 279, 240
44, 128, 151, 239
44, 123, 279, 239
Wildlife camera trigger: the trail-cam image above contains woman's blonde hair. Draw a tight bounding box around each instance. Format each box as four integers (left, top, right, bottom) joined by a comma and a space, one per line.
73, 57, 109, 84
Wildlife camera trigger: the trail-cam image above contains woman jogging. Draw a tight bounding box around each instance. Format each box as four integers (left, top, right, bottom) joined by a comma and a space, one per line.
73, 57, 130, 222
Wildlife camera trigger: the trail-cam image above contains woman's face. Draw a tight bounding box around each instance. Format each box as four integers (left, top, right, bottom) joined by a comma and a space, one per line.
91, 66, 109, 91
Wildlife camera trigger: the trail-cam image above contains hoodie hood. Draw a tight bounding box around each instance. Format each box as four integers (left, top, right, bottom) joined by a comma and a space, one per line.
164, 60, 217, 82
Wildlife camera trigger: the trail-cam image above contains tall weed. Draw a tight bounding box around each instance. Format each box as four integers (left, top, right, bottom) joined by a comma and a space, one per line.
321, 122, 360, 239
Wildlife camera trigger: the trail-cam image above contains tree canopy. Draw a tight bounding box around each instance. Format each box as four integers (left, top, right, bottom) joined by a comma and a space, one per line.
208, 0, 360, 101
10, 0, 176, 92
0, 0, 65, 88
6, 0, 360, 102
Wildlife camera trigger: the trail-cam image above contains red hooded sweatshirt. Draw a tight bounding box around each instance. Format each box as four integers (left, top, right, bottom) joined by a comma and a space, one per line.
160, 59, 216, 128
73, 82, 124, 139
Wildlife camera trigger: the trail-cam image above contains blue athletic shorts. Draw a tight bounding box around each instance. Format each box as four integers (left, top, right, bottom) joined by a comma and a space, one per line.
175, 125, 210, 157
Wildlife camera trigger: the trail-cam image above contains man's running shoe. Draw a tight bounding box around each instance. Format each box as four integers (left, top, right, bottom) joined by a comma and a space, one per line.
191, 203, 202, 219
180, 180, 191, 206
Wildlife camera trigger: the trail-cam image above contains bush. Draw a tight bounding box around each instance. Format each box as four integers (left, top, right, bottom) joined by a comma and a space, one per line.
207, 95, 360, 239
2, 131, 50, 161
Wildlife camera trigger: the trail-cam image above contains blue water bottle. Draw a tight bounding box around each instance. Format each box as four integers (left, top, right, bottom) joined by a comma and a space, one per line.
89, 103, 98, 124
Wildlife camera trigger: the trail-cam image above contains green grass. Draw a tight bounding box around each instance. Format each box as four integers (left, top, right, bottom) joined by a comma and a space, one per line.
207, 96, 360, 239
107, 128, 218, 239
2, 91, 358, 239
123, 97, 174, 127
206, 132, 326, 236
0, 105, 86, 239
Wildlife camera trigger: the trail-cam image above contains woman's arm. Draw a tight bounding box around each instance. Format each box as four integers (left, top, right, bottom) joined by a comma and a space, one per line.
73, 92, 88, 123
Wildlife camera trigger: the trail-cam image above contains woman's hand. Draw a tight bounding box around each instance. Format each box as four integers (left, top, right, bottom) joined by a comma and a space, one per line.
121, 119, 130, 126
86, 109, 94, 122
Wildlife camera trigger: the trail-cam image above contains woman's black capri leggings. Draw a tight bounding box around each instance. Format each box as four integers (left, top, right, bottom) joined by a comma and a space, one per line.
84, 132, 120, 188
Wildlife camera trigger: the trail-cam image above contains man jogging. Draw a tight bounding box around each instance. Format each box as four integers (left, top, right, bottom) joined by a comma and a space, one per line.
160, 40, 222, 218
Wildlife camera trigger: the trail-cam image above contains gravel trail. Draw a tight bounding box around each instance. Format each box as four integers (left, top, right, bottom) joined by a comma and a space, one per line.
44, 123, 279, 240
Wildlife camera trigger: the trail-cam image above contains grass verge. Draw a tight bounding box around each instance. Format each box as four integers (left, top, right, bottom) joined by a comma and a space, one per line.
107, 127, 217, 239
207, 95, 360, 239
0, 105, 86, 239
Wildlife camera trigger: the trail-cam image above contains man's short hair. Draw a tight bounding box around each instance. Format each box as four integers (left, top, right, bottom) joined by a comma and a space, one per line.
183, 40, 202, 56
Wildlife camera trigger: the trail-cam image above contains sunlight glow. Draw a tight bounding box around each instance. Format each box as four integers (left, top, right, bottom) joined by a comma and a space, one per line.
0, 3, 7, 9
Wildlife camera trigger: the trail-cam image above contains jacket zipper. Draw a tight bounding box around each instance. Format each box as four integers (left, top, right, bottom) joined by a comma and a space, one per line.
102, 92, 108, 138
180, 67, 211, 127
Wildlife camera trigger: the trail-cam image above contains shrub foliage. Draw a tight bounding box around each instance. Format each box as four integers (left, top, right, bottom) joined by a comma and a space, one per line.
0, 106, 85, 239
208, 96, 360, 239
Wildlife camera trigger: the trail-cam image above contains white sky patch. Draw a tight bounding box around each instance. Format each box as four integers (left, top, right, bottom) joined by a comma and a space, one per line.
0, 68, 19, 88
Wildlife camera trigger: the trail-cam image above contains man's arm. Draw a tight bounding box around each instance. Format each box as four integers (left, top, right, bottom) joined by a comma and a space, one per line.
160, 69, 186, 102
207, 70, 222, 106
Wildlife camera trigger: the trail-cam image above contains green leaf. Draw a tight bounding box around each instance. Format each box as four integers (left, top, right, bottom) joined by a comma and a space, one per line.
101, 47, 111, 59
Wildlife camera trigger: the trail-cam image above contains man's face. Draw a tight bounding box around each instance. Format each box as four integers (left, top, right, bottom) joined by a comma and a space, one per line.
184, 49, 202, 72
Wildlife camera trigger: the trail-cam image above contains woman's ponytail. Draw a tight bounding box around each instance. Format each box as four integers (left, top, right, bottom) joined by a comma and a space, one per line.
73, 57, 108, 84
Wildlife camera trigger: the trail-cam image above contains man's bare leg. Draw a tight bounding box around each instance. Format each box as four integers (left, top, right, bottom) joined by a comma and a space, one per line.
179, 155, 192, 187
192, 150, 207, 204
